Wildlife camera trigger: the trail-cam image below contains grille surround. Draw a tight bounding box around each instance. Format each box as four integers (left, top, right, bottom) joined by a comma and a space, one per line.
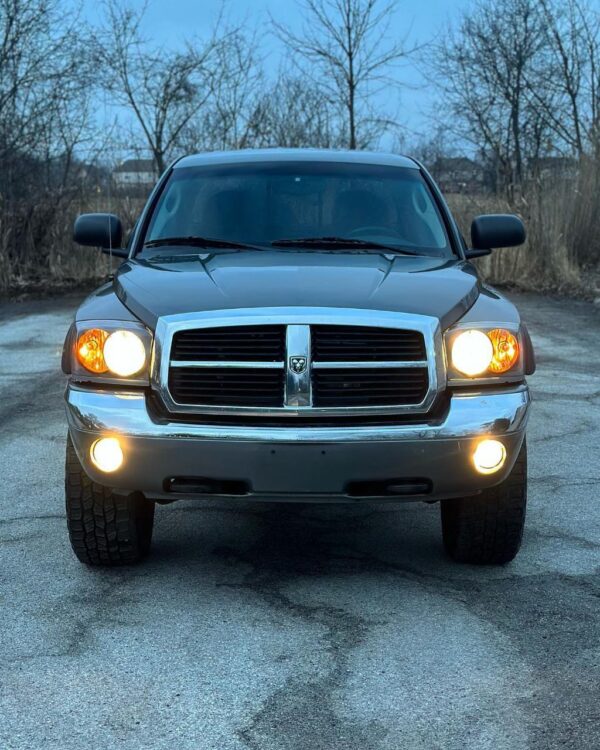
152, 309, 443, 417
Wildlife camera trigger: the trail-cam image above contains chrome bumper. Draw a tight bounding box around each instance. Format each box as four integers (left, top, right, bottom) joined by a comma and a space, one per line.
65, 384, 530, 502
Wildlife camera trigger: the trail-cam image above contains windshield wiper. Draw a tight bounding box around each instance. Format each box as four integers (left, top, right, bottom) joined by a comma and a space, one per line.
270, 236, 418, 254
143, 236, 267, 251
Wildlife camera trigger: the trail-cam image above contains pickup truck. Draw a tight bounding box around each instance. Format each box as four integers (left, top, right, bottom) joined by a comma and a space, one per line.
62, 149, 534, 567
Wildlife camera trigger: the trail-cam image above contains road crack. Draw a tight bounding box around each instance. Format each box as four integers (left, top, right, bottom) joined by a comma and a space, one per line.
211, 506, 389, 750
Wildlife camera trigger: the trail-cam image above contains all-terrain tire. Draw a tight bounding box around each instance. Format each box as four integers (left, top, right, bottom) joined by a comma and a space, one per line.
65, 434, 155, 566
441, 440, 527, 565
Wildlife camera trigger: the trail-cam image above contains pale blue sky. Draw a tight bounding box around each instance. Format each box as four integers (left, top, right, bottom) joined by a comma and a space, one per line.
84, 0, 472, 149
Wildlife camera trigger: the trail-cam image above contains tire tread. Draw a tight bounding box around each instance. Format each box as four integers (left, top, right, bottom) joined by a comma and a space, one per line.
441, 440, 527, 565
65, 435, 154, 566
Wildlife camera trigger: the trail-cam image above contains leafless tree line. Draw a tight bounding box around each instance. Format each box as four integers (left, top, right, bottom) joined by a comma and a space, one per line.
1, 0, 600, 294
0, 0, 411, 290
96, 0, 412, 168
431, 0, 600, 193
428, 0, 600, 281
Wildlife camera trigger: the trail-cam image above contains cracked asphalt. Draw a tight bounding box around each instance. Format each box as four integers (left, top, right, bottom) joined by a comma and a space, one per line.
1, 291, 599, 750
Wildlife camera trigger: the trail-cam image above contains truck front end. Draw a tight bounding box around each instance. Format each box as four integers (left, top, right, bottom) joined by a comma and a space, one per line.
63, 150, 533, 566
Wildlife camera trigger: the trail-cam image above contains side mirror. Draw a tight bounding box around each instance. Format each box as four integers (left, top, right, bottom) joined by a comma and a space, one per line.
73, 213, 127, 257
467, 214, 526, 258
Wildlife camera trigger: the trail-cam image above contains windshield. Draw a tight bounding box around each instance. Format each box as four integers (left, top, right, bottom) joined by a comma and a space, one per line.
142, 161, 453, 256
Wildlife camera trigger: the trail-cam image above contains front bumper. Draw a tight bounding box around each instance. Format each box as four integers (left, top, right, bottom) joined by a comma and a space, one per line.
65, 385, 530, 502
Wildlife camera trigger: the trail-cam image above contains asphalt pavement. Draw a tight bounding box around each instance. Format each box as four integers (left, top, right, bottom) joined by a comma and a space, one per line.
1, 291, 599, 750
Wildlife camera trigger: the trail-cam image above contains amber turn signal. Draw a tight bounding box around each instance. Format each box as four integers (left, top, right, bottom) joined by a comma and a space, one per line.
77, 328, 109, 373
488, 329, 519, 373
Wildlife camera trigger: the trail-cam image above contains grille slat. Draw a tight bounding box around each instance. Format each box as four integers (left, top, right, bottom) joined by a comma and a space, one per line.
312, 325, 426, 362
312, 367, 428, 407
171, 325, 286, 362
169, 366, 285, 407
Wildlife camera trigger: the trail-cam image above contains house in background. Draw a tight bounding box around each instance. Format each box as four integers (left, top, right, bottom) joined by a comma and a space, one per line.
431, 157, 487, 194
113, 159, 156, 191
528, 156, 578, 182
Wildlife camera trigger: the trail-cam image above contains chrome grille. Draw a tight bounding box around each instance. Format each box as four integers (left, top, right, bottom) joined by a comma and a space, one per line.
155, 309, 440, 417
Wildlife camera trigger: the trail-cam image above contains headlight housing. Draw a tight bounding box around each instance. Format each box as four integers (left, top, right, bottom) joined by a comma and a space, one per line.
445, 325, 523, 382
70, 321, 153, 384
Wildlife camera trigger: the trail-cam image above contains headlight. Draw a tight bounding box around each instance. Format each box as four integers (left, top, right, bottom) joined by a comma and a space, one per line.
447, 327, 521, 379
451, 330, 494, 376
74, 323, 151, 381
103, 330, 146, 376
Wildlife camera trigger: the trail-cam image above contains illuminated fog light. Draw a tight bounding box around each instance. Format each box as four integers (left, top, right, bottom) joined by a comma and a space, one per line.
473, 439, 506, 475
103, 330, 146, 377
90, 437, 123, 473
451, 329, 494, 376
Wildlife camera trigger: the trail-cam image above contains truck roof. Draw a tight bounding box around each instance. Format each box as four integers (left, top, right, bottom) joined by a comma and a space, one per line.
175, 148, 419, 170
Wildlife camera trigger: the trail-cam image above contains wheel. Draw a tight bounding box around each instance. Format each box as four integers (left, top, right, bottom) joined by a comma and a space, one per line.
441, 440, 527, 565
65, 434, 155, 566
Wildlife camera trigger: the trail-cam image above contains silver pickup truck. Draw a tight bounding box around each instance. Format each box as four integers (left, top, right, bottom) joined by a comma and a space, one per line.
62, 149, 534, 567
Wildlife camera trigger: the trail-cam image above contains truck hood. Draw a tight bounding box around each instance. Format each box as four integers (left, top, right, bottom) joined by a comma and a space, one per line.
115, 250, 481, 330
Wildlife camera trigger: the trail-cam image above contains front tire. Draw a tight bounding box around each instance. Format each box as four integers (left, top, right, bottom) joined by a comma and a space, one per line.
65, 434, 155, 566
441, 440, 527, 565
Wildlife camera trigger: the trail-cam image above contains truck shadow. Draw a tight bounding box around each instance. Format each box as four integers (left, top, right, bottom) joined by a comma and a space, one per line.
150, 499, 461, 581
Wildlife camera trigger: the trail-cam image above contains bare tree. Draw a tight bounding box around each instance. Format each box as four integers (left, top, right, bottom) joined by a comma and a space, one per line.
194, 27, 265, 151
431, 0, 600, 189
251, 73, 343, 148
95, 0, 222, 173
528, 0, 600, 157
410, 126, 456, 168
0, 0, 92, 172
273, 0, 410, 149
0, 0, 98, 283
431, 0, 548, 195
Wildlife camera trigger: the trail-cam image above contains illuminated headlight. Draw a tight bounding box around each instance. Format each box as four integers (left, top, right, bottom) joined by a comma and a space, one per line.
451, 330, 494, 376
103, 331, 146, 376
76, 325, 150, 379
449, 328, 520, 378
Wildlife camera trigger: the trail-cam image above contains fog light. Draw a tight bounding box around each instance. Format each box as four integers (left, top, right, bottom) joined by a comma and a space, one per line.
473, 439, 506, 475
90, 437, 123, 473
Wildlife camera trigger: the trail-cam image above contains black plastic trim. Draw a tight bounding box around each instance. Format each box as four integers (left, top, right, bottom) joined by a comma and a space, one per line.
520, 323, 536, 375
